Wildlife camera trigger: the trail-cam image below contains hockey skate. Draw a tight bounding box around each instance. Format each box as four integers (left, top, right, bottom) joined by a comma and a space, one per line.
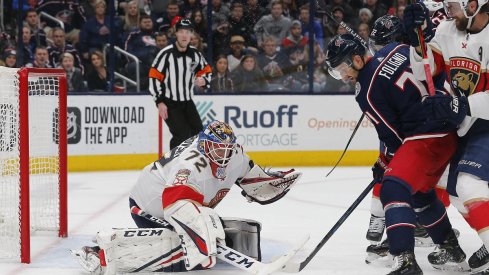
70, 246, 103, 274
414, 224, 460, 247
427, 230, 470, 272
366, 214, 385, 244
366, 238, 392, 266
469, 245, 489, 274
387, 251, 422, 275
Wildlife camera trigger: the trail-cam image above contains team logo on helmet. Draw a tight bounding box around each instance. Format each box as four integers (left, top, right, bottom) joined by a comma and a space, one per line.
449, 57, 481, 96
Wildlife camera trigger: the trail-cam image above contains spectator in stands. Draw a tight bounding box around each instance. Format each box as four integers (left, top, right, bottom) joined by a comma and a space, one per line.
2, 50, 17, 68
243, 0, 266, 33
82, 0, 98, 18
150, 0, 171, 23
59, 52, 85, 92
190, 9, 207, 42
155, 32, 169, 50
210, 55, 234, 93
231, 54, 267, 92
181, 0, 201, 19
387, 0, 407, 15
36, 0, 86, 45
396, 5, 406, 19
357, 22, 370, 42
24, 9, 47, 47
281, 0, 298, 19
125, 14, 156, 91
85, 50, 108, 92
228, 3, 256, 47
154, 0, 181, 33
256, 37, 292, 85
362, 0, 387, 22
26, 46, 51, 68
282, 20, 308, 50
79, 0, 121, 63
358, 8, 374, 27
190, 32, 205, 53
325, 0, 355, 20
203, 0, 230, 33
298, 4, 324, 50
48, 27, 84, 72
21, 26, 35, 64
121, 1, 141, 37
212, 19, 232, 57
254, 0, 291, 48
227, 35, 248, 72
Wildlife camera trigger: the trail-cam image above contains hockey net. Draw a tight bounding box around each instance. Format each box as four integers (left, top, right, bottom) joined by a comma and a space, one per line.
0, 67, 67, 263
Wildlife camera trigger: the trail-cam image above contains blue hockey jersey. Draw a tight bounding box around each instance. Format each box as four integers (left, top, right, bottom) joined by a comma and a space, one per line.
355, 42, 455, 154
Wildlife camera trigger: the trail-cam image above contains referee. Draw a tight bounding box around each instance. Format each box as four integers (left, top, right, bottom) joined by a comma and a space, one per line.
149, 19, 211, 150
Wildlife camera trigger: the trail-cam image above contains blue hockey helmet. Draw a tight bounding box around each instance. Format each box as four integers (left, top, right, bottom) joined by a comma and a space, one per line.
325, 34, 366, 79
198, 120, 237, 168
369, 15, 403, 47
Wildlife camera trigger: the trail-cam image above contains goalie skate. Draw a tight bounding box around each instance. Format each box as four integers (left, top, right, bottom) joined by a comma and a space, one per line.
70, 246, 103, 274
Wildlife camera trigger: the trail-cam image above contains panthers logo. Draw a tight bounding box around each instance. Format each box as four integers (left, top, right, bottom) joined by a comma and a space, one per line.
452, 71, 475, 95
449, 57, 480, 96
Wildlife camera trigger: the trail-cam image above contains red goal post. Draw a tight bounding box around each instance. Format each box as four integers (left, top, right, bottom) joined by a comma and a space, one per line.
0, 67, 67, 263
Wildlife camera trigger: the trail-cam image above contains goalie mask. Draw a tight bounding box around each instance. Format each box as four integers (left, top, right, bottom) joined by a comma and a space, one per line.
198, 120, 237, 179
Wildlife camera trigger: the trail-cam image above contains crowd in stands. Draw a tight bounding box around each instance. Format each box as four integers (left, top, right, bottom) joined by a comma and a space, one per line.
0, 0, 403, 93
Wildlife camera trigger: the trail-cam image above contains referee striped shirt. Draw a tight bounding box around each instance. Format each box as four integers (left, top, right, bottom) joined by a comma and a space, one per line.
149, 43, 212, 104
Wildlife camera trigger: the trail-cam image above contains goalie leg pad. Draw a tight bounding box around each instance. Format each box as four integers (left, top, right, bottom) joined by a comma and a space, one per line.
164, 201, 226, 271
95, 228, 184, 273
222, 217, 262, 261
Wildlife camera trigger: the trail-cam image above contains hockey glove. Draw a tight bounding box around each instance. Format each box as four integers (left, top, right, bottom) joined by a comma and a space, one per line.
238, 166, 302, 205
403, 2, 434, 47
372, 153, 391, 183
423, 95, 470, 127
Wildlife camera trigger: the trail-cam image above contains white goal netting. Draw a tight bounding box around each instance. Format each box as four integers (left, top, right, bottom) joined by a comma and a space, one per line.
0, 67, 65, 261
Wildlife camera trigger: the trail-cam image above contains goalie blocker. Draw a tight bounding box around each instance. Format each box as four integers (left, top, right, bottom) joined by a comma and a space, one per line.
72, 217, 262, 274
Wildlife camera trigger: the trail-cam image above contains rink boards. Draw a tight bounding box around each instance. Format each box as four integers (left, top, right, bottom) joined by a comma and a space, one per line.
67, 94, 378, 171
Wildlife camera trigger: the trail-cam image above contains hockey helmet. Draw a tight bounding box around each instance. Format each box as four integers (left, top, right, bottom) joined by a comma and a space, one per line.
198, 120, 237, 168
444, 0, 488, 24
175, 18, 194, 32
325, 34, 366, 80
369, 15, 403, 48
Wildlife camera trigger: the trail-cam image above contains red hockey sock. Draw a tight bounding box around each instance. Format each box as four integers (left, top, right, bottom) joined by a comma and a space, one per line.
467, 201, 489, 232
435, 186, 450, 208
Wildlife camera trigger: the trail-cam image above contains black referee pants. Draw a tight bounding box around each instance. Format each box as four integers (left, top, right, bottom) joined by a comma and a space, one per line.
164, 99, 203, 150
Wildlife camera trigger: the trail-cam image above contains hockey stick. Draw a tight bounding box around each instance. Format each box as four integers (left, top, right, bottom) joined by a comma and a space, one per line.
414, 0, 436, 96
131, 206, 310, 275
316, 0, 374, 55
282, 179, 377, 272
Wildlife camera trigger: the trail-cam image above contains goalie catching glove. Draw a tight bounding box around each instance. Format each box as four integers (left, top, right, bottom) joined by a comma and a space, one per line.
164, 200, 225, 270
237, 164, 302, 205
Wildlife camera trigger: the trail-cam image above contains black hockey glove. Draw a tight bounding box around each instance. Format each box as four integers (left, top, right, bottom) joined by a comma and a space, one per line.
403, 2, 434, 47
423, 95, 470, 127
372, 153, 391, 183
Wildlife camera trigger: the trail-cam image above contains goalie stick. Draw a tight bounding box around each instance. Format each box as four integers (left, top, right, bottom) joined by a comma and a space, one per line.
131, 206, 309, 275
281, 179, 377, 272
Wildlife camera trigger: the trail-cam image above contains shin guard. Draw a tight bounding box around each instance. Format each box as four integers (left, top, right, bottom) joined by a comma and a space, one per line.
381, 179, 416, 255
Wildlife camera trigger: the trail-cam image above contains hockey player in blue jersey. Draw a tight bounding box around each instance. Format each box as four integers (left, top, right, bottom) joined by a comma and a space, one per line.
325, 34, 469, 274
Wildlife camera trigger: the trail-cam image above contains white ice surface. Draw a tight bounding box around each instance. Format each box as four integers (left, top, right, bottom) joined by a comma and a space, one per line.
0, 167, 481, 275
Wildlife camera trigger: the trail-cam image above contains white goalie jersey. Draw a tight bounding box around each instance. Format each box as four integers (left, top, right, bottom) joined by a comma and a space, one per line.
129, 136, 251, 220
